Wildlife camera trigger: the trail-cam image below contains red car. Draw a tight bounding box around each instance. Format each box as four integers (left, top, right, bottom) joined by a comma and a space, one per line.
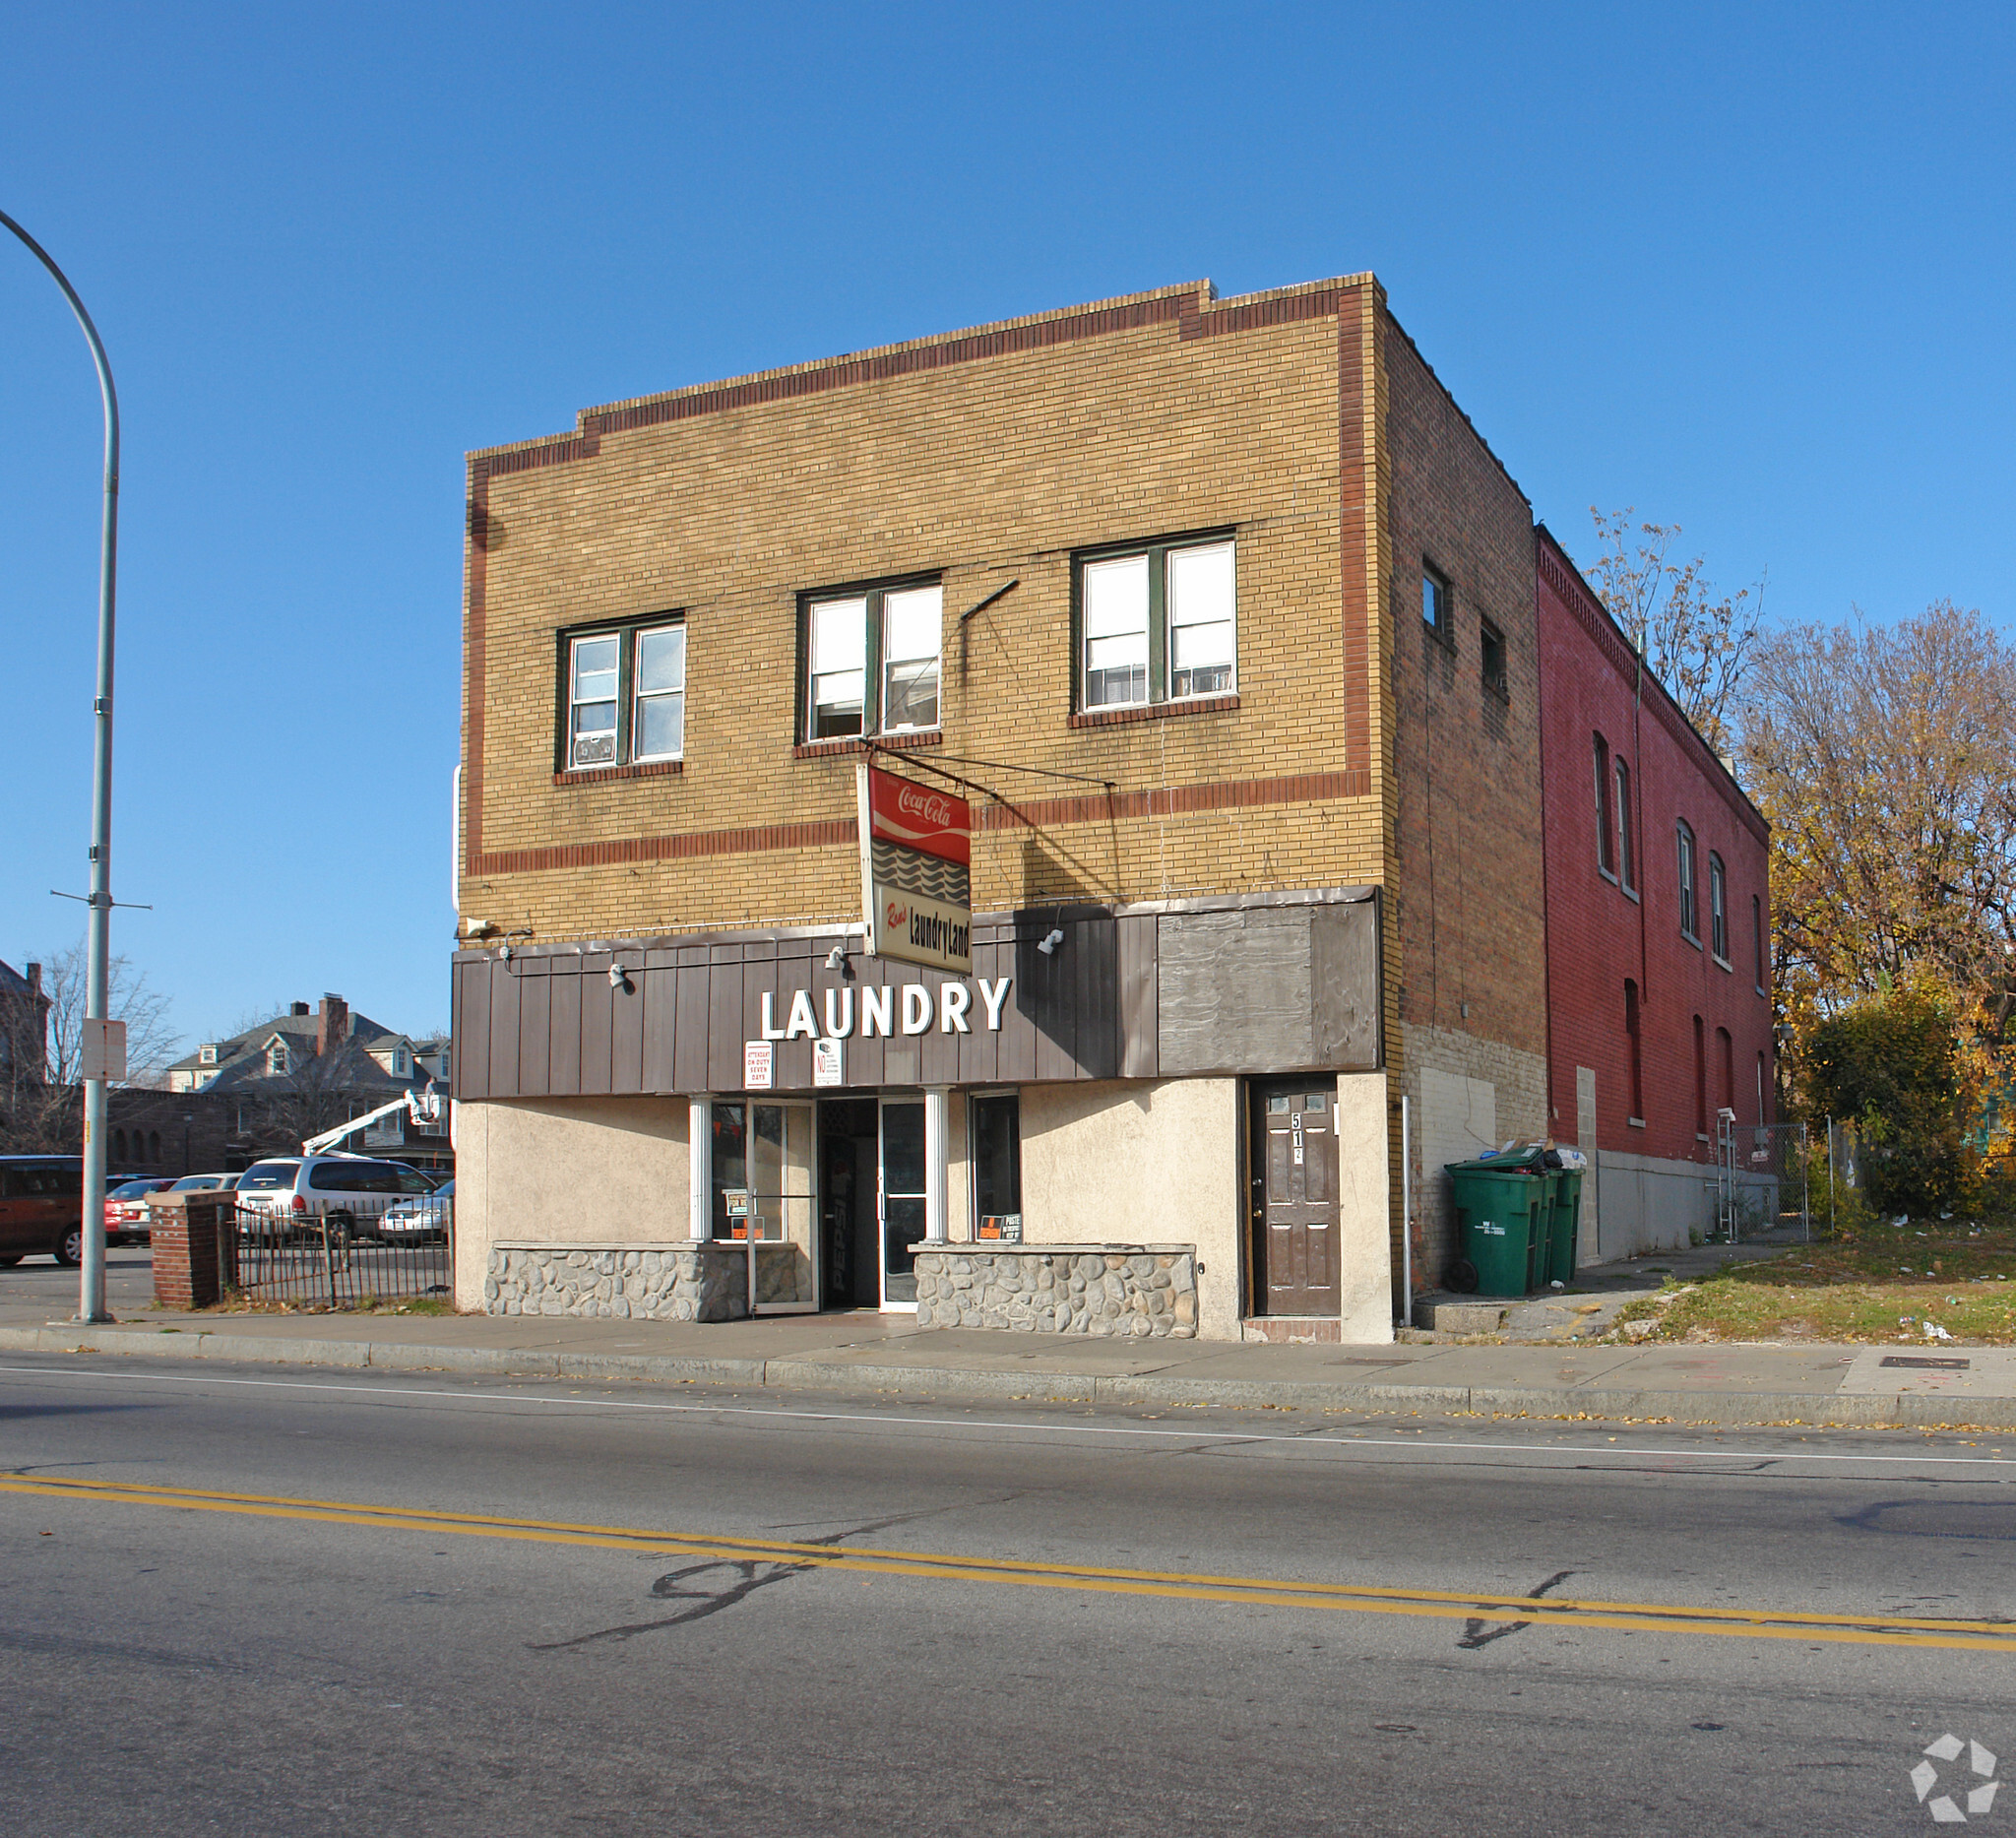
104, 1176, 175, 1245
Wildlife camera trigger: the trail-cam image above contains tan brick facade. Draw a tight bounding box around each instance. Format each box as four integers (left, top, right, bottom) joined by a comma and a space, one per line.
458, 274, 1546, 1324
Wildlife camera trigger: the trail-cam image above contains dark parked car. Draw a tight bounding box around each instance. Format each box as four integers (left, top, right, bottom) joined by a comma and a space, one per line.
0, 1156, 86, 1266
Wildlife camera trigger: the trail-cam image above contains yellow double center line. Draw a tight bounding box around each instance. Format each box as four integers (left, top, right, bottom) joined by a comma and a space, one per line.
8, 1472, 2014, 1654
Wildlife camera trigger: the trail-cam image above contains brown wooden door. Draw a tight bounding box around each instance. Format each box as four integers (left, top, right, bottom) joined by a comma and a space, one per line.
1251, 1082, 1340, 1314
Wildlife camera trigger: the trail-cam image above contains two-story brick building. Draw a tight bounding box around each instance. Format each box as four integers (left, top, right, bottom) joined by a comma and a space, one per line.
1536, 527, 1775, 1257
449, 274, 1732, 1341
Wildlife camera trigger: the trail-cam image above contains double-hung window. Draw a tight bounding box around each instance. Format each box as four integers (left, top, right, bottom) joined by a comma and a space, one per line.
563, 618, 687, 770
1422, 562, 1450, 641
1676, 820, 1699, 942
1709, 853, 1729, 962
1614, 758, 1636, 892
804, 581, 942, 740
1077, 534, 1235, 712
1593, 734, 1615, 876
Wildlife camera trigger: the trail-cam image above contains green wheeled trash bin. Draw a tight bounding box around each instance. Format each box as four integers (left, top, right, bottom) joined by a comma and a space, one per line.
1547, 1166, 1585, 1286
1444, 1160, 1550, 1297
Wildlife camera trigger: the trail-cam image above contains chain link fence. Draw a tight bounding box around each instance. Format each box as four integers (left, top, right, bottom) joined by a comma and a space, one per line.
1714, 1117, 1812, 1243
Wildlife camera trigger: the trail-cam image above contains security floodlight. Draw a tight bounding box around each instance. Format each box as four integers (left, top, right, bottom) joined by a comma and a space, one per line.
1037, 928, 1065, 956
825, 944, 848, 971
608, 962, 632, 991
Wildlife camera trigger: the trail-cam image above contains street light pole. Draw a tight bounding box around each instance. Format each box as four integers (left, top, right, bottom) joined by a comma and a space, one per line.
2, 208, 120, 1323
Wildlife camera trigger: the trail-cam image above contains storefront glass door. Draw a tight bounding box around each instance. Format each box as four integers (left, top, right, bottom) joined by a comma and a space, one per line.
878, 1098, 926, 1308
714, 1100, 819, 1313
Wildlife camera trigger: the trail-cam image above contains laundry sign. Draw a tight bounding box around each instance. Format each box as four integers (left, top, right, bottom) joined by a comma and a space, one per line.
857, 761, 972, 976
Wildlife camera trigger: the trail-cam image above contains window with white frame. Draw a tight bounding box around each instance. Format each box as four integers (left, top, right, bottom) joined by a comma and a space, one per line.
1614, 757, 1636, 892
1077, 535, 1235, 712
1676, 820, 1699, 942
1709, 852, 1729, 962
563, 618, 686, 770
803, 581, 942, 740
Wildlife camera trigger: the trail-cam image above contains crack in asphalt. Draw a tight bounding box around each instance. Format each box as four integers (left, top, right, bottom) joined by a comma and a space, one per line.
529, 1504, 1022, 1652
1457, 1570, 1578, 1651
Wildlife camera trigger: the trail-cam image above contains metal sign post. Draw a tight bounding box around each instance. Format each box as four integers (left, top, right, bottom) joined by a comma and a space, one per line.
1, 209, 121, 1324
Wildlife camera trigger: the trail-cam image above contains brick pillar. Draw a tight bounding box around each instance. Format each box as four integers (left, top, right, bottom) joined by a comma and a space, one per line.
150, 1192, 236, 1310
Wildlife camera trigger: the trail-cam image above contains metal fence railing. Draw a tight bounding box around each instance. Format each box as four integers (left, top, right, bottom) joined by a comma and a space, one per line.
1715, 1117, 1811, 1243
218, 1192, 453, 1309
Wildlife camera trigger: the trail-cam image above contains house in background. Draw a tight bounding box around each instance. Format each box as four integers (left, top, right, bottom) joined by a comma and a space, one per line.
151, 992, 452, 1173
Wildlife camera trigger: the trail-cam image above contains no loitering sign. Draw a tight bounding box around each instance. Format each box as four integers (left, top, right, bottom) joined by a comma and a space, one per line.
856, 761, 972, 976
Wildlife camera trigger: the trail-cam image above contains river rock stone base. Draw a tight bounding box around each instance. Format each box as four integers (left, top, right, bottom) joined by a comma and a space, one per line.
912, 1244, 1197, 1337
485, 1241, 748, 1322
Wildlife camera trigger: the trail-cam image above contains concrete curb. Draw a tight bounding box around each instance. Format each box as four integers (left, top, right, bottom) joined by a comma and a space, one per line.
7, 1324, 2016, 1428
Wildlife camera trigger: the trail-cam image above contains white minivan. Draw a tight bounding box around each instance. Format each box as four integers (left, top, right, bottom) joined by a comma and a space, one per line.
234, 1155, 437, 1246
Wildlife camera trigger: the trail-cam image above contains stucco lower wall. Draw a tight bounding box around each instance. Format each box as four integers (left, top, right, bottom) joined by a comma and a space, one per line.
454, 1096, 690, 1309
1584, 1147, 1776, 1263
1015, 1079, 1243, 1342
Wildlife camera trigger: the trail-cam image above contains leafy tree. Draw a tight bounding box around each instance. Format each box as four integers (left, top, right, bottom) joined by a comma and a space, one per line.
1739, 602, 2016, 1046
1802, 976, 1976, 1217
1585, 507, 1765, 751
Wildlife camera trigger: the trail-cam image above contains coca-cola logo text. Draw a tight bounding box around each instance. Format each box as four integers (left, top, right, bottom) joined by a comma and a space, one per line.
895, 784, 958, 829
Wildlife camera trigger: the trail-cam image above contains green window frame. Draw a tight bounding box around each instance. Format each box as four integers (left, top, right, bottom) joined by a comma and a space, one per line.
1072, 531, 1236, 713
799, 577, 943, 742
555, 613, 687, 772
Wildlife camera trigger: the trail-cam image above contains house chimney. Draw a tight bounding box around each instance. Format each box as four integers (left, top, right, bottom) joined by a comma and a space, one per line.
26, 963, 41, 996
291, 1001, 310, 1016
317, 993, 349, 1057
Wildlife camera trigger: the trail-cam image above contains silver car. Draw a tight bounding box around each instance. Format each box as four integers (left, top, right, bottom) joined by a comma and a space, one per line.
377, 1176, 454, 1245
234, 1155, 436, 1246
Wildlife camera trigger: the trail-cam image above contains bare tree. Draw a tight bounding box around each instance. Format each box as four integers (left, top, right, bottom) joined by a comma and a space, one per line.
36, 943, 182, 1087
1585, 508, 1765, 751
0, 945, 181, 1153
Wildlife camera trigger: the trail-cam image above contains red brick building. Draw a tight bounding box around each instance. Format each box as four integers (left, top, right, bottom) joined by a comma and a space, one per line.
1537, 527, 1774, 1257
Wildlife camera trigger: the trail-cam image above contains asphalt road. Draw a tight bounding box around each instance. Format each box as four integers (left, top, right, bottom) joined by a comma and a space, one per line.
4, 1355, 2014, 1836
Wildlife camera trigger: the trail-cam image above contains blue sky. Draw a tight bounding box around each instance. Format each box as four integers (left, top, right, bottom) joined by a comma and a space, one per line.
3, 2, 2011, 1058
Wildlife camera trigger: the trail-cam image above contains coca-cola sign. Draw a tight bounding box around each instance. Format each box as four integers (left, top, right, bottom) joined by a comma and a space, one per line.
857, 761, 973, 975
866, 763, 970, 865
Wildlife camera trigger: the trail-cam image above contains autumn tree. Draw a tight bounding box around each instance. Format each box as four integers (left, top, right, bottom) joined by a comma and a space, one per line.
1740, 602, 2016, 1040
1585, 508, 1766, 750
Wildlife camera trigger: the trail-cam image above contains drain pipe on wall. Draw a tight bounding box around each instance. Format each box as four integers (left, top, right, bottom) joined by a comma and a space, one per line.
1401, 1094, 1414, 1329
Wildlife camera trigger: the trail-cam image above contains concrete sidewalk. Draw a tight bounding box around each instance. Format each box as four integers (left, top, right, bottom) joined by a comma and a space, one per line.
2, 1252, 2011, 1427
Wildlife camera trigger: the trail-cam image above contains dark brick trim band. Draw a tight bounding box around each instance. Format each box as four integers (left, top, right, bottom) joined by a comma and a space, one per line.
470, 766, 1373, 877
553, 759, 685, 787
976, 768, 1372, 834
573, 285, 1352, 443
1068, 694, 1239, 730
476, 816, 857, 877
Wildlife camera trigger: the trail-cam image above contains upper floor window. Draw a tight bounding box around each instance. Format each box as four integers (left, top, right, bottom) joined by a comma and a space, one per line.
1676, 820, 1699, 942
1709, 853, 1729, 962
564, 618, 686, 770
803, 581, 942, 740
1752, 895, 1766, 994
1593, 734, 1615, 877
1079, 535, 1235, 711
1614, 758, 1636, 893
1422, 562, 1450, 642
1480, 619, 1508, 701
